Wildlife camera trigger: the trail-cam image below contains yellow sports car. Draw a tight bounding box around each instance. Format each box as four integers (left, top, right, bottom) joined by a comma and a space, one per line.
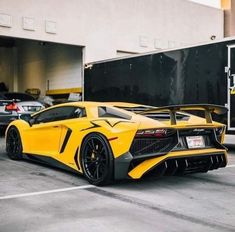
5, 101, 227, 185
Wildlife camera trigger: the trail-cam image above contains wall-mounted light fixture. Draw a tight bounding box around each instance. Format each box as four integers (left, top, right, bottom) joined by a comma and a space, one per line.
210, 35, 216, 40
84, 64, 93, 69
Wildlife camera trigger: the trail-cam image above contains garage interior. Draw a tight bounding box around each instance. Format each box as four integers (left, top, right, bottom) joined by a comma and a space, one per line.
0, 36, 83, 100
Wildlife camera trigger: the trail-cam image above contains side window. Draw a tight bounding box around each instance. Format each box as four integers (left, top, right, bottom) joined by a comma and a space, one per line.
34, 106, 86, 124
72, 108, 86, 118
98, 106, 132, 120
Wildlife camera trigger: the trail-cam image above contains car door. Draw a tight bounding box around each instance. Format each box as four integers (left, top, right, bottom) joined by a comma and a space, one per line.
24, 106, 77, 156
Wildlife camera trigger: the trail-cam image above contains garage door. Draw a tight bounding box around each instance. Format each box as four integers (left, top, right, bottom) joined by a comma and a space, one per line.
45, 44, 82, 90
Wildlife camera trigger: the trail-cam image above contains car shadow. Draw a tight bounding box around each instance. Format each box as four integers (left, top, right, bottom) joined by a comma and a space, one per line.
4, 153, 201, 189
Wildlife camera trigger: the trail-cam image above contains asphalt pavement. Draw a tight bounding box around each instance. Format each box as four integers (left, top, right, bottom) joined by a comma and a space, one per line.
0, 132, 235, 232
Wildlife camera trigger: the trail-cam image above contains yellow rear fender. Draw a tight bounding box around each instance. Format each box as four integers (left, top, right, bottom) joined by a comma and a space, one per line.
6, 120, 31, 151
75, 118, 139, 158
47, 118, 139, 172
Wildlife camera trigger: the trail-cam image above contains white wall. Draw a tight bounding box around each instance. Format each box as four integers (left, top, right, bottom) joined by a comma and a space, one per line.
0, 0, 224, 63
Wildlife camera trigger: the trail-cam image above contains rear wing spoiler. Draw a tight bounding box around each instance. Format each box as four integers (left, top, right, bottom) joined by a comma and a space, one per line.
139, 104, 228, 125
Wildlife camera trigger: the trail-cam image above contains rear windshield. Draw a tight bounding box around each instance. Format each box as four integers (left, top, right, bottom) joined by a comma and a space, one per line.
115, 106, 189, 121
98, 107, 132, 120
114, 106, 155, 113
144, 112, 190, 121
3, 93, 35, 101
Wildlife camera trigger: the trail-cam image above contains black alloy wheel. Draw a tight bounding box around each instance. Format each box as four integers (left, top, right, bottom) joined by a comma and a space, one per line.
80, 133, 114, 186
6, 127, 23, 160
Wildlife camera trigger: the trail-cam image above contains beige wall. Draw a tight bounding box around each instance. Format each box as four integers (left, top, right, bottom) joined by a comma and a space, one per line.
0, 0, 224, 63
45, 44, 82, 91
17, 41, 46, 94
222, 0, 235, 37
17, 41, 82, 95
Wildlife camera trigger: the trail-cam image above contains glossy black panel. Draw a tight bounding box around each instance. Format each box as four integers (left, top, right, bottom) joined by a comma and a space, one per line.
230, 94, 235, 127
85, 39, 235, 130
229, 48, 235, 128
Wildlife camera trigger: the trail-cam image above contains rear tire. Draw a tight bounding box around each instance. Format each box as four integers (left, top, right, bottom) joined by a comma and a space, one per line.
80, 133, 114, 186
6, 127, 23, 160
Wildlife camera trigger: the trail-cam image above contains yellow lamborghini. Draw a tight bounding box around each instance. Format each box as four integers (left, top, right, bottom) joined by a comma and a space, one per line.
5, 101, 227, 185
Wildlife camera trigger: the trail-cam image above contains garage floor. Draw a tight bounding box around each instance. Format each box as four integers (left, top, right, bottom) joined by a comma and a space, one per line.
0, 133, 235, 232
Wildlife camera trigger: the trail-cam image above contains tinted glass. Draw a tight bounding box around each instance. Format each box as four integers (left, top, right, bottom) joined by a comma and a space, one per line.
85, 43, 228, 106
34, 106, 85, 123
98, 107, 131, 120
4, 93, 35, 101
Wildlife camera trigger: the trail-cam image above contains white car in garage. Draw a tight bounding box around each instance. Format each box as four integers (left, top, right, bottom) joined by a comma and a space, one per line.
0, 92, 44, 128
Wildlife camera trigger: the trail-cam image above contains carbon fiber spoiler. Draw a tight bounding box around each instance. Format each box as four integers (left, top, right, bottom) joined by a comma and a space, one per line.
139, 104, 228, 125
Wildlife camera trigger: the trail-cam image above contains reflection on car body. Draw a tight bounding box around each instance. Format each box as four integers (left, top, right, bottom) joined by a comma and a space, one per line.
5, 101, 228, 186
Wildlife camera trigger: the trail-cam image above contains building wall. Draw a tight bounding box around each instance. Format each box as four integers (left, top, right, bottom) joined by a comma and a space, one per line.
0, 0, 224, 63
17, 41, 46, 94
45, 44, 82, 91
221, 0, 235, 37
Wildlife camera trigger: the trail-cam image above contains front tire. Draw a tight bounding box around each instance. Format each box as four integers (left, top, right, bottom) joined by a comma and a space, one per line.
80, 133, 114, 186
6, 127, 23, 160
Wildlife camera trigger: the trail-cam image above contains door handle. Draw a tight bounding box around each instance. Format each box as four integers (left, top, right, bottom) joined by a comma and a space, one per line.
53, 126, 59, 128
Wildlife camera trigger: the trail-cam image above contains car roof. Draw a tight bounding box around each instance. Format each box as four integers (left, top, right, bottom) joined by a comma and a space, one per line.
0, 92, 35, 101
50, 101, 154, 109
31, 101, 137, 118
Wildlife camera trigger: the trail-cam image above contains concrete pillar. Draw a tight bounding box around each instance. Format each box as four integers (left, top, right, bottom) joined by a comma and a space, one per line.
221, 0, 235, 37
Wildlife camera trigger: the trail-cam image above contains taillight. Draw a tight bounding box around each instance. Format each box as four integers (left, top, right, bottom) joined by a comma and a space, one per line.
5, 102, 20, 112
215, 126, 225, 143
135, 128, 176, 138
215, 127, 224, 136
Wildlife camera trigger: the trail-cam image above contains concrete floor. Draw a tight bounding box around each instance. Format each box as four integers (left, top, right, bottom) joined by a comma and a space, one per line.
0, 134, 235, 232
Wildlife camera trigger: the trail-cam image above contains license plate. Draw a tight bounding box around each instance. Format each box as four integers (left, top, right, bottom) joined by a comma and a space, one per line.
186, 136, 205, 149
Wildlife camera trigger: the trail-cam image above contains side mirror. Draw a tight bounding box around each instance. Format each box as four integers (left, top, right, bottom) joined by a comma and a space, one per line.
19, 114, 35, 126
29, 118, 36, 126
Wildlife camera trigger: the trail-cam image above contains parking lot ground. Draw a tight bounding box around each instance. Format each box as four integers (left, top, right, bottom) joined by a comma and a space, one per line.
0, 136, 235, 232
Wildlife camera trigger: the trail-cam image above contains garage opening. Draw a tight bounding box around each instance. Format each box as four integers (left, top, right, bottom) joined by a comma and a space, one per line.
0, 36, 83, 102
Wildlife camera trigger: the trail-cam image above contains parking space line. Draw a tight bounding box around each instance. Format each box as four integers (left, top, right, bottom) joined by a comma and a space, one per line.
227, 164, 235, 168
1, 165, 235, 201
0, 185, 93, 200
